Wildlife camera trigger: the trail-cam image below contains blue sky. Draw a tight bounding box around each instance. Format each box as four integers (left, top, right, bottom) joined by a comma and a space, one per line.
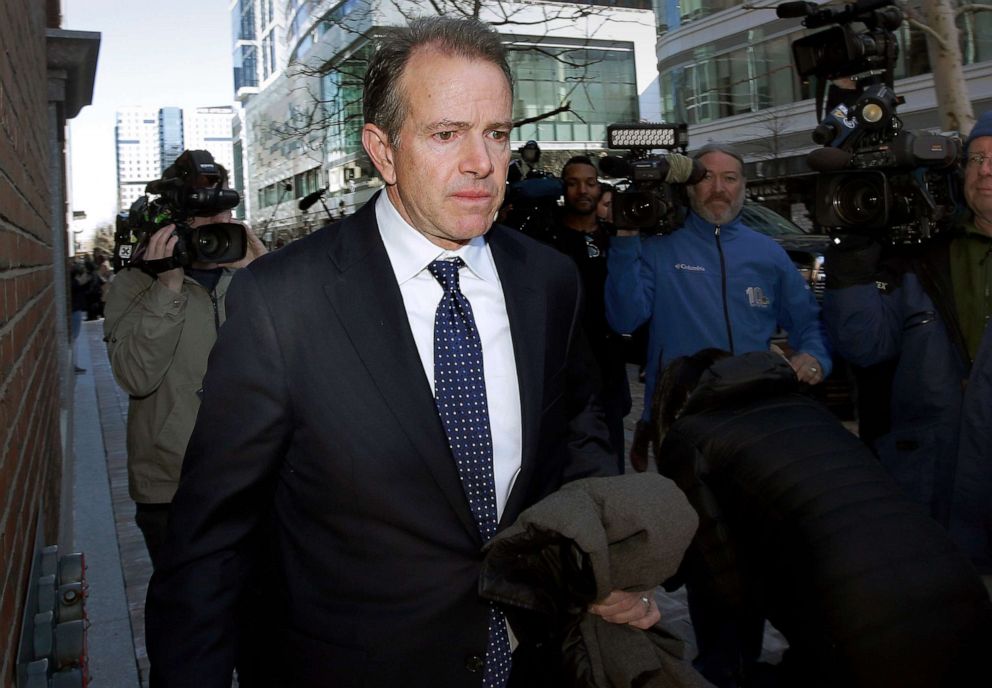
64, 0, 235, 232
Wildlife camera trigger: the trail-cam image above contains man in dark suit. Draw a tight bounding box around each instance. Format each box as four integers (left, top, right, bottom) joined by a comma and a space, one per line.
146, 17, 658, 688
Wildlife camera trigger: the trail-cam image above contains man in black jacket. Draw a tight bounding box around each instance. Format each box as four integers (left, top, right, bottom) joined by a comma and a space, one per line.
653, 350, 992, 688
146, 17, 656, 688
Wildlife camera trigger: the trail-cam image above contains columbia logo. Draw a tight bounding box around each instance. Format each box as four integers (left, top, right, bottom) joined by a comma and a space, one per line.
675, 263, 705, 272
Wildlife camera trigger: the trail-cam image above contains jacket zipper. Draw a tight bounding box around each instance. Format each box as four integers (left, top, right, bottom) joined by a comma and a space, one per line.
715, 225, 735, 354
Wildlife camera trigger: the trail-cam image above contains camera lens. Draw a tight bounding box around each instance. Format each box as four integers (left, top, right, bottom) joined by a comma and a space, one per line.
616, 191, 661, 229
195, 227, 230, 261
190, 222, 247, 263
832, 176, 886, 227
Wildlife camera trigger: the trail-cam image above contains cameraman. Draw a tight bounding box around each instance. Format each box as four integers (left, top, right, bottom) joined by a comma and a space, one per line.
103, 156, 265, 568
823, 112, 992, 584
527, 157, 630, 470
605, 142, 831, 472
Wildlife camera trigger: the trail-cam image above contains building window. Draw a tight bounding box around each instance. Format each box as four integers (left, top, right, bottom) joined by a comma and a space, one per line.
320, 44, 372, 158
231, 0, 256, 42
507, 43, 638, 144
662, 9, 992, 125
234, 44, 259, 91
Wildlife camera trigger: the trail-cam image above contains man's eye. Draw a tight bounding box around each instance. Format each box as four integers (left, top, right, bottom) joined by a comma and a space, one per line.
490, 130, 509, 141
436, 131, 454, 141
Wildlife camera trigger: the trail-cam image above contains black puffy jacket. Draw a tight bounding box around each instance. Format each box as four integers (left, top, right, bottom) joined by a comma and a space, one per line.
657, 352, 992, 688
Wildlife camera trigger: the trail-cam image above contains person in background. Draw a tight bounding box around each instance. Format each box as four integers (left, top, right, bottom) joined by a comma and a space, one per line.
69, 258, 91, 373
103, 153, 265, 568
653, 349, 992, 688
606, 142, 831, 472
823, 111, 992, 589
523, 157, 630, 470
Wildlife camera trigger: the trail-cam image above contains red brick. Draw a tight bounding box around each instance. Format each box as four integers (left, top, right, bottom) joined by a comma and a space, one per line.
0, 0, 66, 670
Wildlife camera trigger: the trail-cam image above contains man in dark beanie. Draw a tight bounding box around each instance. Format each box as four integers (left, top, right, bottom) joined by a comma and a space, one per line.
823, 111, 992, 593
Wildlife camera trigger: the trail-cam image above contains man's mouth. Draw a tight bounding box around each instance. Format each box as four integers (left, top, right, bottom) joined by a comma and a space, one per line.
453, 190, 493, 202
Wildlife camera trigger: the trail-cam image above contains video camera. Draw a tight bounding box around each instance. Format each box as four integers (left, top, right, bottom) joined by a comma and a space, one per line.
115, 150, 247, 272
599, 123, 705, 234
778, 0, 962, 243
501, 140, 563, 234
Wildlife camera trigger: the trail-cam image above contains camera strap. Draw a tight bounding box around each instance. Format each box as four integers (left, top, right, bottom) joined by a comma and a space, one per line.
141, 257, 182, 276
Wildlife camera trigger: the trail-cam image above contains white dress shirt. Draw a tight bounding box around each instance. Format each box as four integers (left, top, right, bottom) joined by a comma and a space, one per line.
376, 192, 523, 519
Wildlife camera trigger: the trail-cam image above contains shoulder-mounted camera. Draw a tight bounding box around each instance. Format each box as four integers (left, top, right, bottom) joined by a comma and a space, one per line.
778, 0, 964, 244
599, 123, 706, 234
114, 149, 247, 273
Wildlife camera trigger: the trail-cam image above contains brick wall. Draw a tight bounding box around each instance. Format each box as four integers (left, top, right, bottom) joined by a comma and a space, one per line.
0, 0, 65, 684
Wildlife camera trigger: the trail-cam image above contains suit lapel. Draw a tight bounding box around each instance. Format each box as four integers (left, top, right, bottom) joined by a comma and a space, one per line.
488, 227, 547, 528
320, 204, 479, 542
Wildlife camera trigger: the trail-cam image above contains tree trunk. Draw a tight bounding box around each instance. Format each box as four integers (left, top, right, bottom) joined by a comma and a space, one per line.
922, 0, 975, 135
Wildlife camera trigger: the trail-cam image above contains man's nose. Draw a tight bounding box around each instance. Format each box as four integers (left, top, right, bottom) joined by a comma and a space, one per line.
460, 135, 495, 178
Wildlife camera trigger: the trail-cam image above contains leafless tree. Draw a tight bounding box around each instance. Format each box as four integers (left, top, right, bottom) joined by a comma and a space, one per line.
906, 0, 992, 135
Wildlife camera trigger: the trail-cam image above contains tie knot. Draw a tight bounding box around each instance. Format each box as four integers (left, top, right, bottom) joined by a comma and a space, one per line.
428, 257, 465, 293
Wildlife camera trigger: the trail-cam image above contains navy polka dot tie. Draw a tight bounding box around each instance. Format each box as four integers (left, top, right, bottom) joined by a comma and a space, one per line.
428, 258, 511, 687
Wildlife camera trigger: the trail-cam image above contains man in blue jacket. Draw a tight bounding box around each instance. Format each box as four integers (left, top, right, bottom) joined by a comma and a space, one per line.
823, 112, 992, 589
605, 142, 831, 470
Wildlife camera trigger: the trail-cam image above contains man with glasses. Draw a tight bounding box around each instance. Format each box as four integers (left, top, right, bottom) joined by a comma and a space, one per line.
823, 111, 992, 590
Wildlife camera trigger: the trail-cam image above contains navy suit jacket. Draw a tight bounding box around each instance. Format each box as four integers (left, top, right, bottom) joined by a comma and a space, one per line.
145, 197, 616, 687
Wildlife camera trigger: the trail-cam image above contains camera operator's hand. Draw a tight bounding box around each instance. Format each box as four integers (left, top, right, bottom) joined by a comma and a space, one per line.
220, 224, 267, 269
146, 224, 184, 293
789, 352, 824, 385
824, 236, 882, 289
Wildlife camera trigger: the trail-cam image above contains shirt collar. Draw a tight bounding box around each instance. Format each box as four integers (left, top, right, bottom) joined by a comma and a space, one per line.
375, 191, 498, 285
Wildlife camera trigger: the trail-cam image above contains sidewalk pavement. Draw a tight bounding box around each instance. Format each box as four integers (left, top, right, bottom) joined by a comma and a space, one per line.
74, 321, 784, 687
75, 320, 150, 686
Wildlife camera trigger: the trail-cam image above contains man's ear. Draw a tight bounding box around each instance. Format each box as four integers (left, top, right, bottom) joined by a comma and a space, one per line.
362, 123, 396, 185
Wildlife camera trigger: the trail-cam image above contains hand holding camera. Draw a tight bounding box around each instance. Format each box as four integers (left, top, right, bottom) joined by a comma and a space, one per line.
115, 150, 248, 274
145, 224, 185, 292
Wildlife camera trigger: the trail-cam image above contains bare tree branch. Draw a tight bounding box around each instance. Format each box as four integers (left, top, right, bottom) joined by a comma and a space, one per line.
957, 4, 992, 18
513, 101, 572, 128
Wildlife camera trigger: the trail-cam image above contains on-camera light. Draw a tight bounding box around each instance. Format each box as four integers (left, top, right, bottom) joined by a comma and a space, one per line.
607, 123, 688, 151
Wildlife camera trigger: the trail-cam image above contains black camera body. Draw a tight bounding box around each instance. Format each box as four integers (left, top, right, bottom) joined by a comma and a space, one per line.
601, 123, 703, 234
780, 0, 963, 243
814, 131, 962, 243
115, 150, 246, 272
502, 141, 563, 235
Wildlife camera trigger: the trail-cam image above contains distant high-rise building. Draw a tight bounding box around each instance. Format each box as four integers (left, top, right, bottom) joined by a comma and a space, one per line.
115, 107, 161, 212
158, 107, 185, 174
115, 106, 236, 213
187, 106, 236, 177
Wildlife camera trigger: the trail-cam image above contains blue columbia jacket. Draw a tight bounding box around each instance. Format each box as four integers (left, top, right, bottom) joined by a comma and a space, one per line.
605, 211, 831, 420
823, 233, 992, 572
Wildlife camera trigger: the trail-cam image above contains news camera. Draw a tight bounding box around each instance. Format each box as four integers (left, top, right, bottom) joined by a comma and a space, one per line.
778, 0, 963, 243
600, 123, 705, 234
501, 140, 563, 234
114, 150, 247, 272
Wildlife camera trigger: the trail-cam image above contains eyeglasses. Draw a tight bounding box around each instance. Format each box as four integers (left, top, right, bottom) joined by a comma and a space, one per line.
966, 153, 992, 168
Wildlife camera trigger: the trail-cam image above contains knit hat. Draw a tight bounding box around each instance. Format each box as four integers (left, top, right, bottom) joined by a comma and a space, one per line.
965, 111, 992, 152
